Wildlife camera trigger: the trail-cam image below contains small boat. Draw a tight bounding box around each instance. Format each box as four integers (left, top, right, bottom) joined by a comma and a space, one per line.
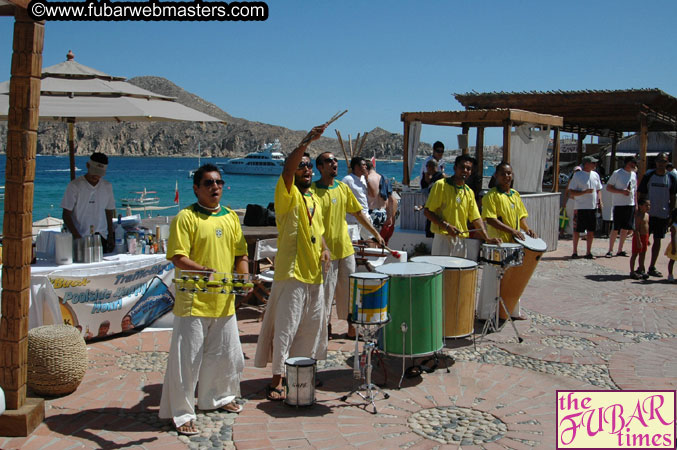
218, 139, 285, 175
120, 188, 160, 207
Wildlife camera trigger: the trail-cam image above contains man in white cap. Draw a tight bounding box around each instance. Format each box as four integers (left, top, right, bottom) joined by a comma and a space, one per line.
61, 152, 116, 252
568, 155, 603, 259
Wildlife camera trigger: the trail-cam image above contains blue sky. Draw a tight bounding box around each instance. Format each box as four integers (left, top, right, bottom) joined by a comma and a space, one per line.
2, 0, 677, 147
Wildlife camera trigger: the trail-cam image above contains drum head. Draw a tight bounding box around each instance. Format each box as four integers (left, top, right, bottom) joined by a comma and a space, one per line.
285, 357, 316, 367
411, 255, 477, 269
514, 234, 547, 252
349, 272, 389, 281
376, 262, 443, 277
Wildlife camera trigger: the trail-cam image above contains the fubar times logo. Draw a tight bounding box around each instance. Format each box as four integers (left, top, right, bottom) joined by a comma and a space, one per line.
557, 390, 676, 449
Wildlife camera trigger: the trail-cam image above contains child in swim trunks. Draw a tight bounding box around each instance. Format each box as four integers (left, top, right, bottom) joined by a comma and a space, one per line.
630, 198, 650, 280
664, 208, 677, 282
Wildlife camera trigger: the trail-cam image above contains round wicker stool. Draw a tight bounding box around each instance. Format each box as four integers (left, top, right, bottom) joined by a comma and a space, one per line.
27, 324, 88, 396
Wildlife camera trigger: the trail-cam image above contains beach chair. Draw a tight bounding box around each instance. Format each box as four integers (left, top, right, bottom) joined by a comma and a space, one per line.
242, 238, 277, 319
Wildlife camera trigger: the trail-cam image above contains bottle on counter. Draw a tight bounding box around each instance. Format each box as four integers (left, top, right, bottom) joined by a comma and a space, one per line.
115, 215, 125, 254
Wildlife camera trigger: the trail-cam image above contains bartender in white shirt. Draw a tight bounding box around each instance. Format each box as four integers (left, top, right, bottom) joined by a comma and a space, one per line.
61, 152, 116, 252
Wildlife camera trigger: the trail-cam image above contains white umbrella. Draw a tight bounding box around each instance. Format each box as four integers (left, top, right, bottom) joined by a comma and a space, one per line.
0, 50, 225, 178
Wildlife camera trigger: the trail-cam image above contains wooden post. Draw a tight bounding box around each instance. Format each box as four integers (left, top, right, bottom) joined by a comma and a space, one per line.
638, 115, 648, 180
502, 121, 511, 163
475, 126, 484, 177
68, 121, 76, 180
461, 124, 469, 155
552, 128, 561, 193
403, 120, 410, 185
576, 132, 586, 165
0, 7, 46, 437
609, 134, 618, 173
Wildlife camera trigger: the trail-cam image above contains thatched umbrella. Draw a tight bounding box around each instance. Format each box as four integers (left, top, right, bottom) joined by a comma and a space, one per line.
0, 50, 225, 179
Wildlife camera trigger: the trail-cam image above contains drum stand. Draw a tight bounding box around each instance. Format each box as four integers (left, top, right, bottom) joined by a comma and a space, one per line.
341, 321, 390, 414
475, 264, 523, 348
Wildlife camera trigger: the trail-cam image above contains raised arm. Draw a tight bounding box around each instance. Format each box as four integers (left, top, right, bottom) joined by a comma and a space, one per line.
282, 124, 328, 191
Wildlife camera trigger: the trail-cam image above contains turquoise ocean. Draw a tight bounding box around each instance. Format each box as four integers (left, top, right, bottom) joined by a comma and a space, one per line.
0, 155, 496, 231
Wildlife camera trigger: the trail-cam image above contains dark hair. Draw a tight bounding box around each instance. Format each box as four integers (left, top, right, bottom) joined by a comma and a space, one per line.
495, 161, 511, 175
638, 197, 650, 206
623, 156, 637, 165
426, 159, 439, 168
366, 160, 373, 171
193, 163, 221, 186
350, 156, 365, 171
433, 141, 444, 151
316, 151, 332, 168
454, 154, 475, 168
90, 152, 108, 165
284, 152, 311, 165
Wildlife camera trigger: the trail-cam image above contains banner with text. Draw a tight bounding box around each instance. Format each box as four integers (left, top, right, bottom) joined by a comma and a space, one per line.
48, 259, 175, 340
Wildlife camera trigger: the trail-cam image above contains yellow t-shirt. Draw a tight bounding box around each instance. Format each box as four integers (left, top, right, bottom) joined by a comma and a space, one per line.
167, 204, 248, 318
424, 178, 480, 235
481, 187, 529, 243
274, 176, 325, 284
311, 180, 362, 260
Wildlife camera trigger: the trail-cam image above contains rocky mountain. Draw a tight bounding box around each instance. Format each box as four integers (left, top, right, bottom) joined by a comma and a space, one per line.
0, 76, 432, 159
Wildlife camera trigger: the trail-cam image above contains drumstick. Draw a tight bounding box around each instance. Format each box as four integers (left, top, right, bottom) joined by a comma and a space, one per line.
299, 110, 348, 146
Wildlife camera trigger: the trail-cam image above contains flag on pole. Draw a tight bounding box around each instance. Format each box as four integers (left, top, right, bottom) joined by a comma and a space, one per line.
174, 180, 179, 205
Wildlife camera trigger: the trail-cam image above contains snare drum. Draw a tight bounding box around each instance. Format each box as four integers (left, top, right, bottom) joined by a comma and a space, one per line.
375, 262, 443, 357
284, 357, 316, 407
412, 256, 477, 338
481, 243, 524, 267
349, 272, 389, 325
499, 235, 547, 319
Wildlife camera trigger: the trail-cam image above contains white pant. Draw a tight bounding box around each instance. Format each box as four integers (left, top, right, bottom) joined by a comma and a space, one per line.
159, 314, 244, 428
254, 279, 326, 375
432, 234, 475, 258
323, 255, 356, 321
477, 264, 520, 320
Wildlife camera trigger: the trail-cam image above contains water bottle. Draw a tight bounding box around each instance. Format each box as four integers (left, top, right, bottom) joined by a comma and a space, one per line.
115, 215, 125, 254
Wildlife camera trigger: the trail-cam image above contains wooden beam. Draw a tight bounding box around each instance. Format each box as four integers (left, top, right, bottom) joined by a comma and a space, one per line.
502, 121, 511, 163
552, 128, 560, 193
401, 109, 562, 128
68, 121, 76, 180
1, 6, 43, 419
609, 135, 618, 173
576, 133, 586, 165
475, 126, 484, 180
638, 115, 648, 180
402, 121, 410, 185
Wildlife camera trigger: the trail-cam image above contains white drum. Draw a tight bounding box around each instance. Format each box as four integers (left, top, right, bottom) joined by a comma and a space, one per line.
481, 243, 524, 267
284, 357, 316, 407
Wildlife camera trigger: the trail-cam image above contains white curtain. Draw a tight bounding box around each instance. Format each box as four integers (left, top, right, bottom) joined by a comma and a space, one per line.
510, 125, 550, 193
407, 121, 421, 180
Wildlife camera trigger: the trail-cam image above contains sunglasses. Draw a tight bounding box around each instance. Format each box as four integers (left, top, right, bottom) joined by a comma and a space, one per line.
298, 161, 313, 169
202, 179, 225, 187
322, 157, 338, 164
434, 149, 444, 153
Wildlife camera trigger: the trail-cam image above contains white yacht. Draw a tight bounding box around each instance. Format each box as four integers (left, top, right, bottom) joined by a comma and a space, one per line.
218, 140, 285, 175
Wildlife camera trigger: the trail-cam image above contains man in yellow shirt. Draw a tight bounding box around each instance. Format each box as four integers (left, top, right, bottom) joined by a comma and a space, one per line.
159, 164, 249, 435
255, 124, 331, 401
482, 162, 535, 242
479, 161, 536, 320
424, 154, 499, 256
312, 152, 385, 339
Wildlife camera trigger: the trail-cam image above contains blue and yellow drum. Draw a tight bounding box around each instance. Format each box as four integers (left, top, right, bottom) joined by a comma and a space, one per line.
349, 272, 389, 325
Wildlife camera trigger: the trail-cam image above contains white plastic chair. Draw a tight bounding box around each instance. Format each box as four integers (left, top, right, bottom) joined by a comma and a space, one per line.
253, 238, 277, 282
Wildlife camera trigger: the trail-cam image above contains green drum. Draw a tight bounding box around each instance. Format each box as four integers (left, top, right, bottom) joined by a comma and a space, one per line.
375, 262, 443, 357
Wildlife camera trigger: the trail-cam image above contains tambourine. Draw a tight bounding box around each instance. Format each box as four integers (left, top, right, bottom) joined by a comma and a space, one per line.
173, 270, 254, 295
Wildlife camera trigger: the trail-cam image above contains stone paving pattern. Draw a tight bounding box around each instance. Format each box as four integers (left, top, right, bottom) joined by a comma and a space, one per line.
1, 237, 675, 449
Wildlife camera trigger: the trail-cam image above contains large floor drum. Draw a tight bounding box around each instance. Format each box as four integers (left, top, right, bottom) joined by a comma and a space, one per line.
412, 256, 477, 338
499, 235, 547, 319
375, 262, 443, 357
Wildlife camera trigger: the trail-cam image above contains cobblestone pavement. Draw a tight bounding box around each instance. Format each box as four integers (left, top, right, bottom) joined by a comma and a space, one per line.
1, 237, 675, 449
